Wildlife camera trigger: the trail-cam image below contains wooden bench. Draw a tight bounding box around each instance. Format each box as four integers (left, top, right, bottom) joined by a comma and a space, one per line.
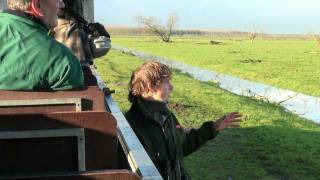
0, 111, 118, 175
2, 170, 141, 180
0, 86, 106, 114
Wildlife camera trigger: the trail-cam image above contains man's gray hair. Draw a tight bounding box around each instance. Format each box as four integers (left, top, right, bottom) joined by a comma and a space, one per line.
7, 0, 31, 11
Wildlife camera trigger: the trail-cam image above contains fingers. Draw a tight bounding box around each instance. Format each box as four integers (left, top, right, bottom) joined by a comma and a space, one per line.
224, 116, 242, 124
223, 112, 243, 129
229, 119, 242, 123
227, 124, 241, 128
214, 112, 244, 131
228, 112, 242, 119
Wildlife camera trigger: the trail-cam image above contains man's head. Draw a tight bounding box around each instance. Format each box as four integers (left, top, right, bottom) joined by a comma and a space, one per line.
7, 0, 65, 29
128, 61, 173, 102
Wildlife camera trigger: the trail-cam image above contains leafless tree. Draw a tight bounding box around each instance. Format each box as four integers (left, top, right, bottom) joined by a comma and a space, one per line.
248, 26, 257, 44
308, 32, 320, 46
247, 23, 263, 44
136, 12, 179, 43
314, 37, 320, 46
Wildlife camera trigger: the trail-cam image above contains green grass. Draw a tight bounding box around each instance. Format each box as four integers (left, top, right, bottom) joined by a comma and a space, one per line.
96, 50, 320, 180
111, 36, 320, 97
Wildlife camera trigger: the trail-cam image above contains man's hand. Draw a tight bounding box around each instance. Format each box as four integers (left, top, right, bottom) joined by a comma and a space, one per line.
214, 112, 243, 131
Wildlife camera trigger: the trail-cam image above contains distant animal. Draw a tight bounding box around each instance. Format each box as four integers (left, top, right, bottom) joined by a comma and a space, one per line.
210, 40, 223, 45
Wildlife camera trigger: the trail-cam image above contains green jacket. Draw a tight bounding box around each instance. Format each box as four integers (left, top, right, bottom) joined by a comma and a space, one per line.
0, 10, 84, 90
126, 98, 219, 180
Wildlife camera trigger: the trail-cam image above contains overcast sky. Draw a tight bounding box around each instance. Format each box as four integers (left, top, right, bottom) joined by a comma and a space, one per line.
94, 0, 320, 34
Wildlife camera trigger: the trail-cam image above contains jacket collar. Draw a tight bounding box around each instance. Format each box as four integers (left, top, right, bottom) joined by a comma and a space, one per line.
135, 98, 171, 126
2, 9, 49, 32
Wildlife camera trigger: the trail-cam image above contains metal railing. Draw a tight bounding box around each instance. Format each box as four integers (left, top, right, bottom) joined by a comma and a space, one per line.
92, 68, 163, 180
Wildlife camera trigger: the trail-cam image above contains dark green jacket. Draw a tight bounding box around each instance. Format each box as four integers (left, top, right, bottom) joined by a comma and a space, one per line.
0, 10, 84, 90
126, 98, 219, 180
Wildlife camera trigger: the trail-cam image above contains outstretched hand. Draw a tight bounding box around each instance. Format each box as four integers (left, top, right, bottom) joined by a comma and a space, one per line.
214, 112, 243, 131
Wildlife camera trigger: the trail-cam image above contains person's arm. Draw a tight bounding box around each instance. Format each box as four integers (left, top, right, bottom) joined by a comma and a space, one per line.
182, 112, 242, 156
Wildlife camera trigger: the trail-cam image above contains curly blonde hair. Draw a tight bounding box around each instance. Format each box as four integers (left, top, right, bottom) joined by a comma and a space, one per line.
128, 61, 171, 102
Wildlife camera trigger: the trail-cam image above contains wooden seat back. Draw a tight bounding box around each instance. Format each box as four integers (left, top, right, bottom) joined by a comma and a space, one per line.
0, 111, 118, 175
0, 86, 105, 114
2, 170, 141, 180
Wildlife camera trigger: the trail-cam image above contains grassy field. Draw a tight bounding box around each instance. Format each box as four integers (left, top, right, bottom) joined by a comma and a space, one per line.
111, 36, 320, 97
96, 50, 320, 180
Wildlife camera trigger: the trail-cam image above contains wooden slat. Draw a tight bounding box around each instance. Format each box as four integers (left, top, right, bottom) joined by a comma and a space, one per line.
0, 86, 105, 114
2, 170, 141, 180
0, 98, 82, 112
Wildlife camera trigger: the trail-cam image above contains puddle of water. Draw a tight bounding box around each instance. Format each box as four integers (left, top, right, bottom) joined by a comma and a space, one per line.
112, 45, 320, 123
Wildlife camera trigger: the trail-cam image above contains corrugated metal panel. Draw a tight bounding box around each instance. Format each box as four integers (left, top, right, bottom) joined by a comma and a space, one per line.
82, 0, 94, 22
0, 0, 7, 10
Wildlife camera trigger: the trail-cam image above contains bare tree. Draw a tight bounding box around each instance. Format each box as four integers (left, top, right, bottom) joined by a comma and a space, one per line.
247, 22, 263, 44
136, 12, 179, 43
314, 37, 320, 46
248, 25, 258, 44
308, 32, 320, 46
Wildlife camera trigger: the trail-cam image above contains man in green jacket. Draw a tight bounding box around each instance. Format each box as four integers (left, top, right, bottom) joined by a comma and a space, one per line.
126, 61, 243, 180
0, 0, 84, 90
